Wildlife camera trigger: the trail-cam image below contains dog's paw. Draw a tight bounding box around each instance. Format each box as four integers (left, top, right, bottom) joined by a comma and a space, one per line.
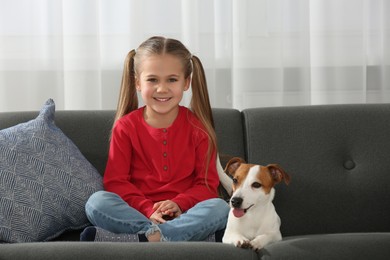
223, 234, 252, 249
250, 234, 280, 251
249, 240, 263, 251
237, 240, 252, 249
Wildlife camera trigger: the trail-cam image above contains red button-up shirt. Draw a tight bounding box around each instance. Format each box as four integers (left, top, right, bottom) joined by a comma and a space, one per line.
103, 106, 219, 218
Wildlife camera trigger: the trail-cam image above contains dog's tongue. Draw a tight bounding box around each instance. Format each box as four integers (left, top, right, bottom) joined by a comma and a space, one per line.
233, 208, 245, 218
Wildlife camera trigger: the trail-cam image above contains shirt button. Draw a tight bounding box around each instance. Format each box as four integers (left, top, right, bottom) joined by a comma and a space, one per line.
162, 128, 167, 133
163, 165, 168, 171
163, 152, 167, 157
163, 140, 167, 145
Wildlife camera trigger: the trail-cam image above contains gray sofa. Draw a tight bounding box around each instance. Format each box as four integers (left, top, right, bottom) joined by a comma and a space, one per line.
1, 103, 390, 259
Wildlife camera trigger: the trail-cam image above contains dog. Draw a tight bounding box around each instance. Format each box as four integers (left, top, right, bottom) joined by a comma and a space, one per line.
221, 157, 290, 251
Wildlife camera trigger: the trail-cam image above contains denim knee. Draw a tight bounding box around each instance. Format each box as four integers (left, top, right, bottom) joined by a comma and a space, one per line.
85, 191, 115, 220
208, 198, 230, 216
86, 190, 107, 208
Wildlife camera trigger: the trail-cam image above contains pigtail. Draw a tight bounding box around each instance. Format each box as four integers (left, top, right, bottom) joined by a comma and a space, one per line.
114, 49, 138, 123
190, 55, 215, 129
190, 55, 218, 186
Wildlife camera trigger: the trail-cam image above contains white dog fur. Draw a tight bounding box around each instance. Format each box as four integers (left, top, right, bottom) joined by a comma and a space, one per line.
216, 154, 233, 195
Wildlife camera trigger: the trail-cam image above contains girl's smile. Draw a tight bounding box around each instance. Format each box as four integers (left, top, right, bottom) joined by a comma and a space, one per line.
154, 97, 172, 102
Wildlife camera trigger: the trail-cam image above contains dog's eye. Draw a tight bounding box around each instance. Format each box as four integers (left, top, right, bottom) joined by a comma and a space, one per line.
232, 178, 238, 184
252, 182, 262, 188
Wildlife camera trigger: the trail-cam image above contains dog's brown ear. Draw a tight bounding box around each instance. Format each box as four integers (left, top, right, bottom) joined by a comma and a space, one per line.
225, 157, 246, 176
267, 164, 291, 185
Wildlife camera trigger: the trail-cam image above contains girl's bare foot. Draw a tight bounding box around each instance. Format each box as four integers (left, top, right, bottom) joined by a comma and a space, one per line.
147, 231, 161, 242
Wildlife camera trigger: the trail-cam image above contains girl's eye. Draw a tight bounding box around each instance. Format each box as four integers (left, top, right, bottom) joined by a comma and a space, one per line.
252, 182, 262, 189
168, 78, 178, 82
147, 78, 157, 83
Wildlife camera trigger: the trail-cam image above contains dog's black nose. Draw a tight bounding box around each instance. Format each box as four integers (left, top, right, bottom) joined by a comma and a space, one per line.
231, 197, 243, 208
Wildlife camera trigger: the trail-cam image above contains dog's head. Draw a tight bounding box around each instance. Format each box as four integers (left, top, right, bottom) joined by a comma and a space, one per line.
224, 157, 290, 218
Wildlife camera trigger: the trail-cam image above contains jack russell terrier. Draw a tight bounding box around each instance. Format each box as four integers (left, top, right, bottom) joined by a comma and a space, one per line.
218, 157, 290, 251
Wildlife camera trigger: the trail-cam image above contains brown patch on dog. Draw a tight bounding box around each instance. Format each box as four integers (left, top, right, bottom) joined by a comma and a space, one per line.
225, 157, 246, 176
267, 164, 291, 185
258, 164, 291, 194
225, 157, 290, 194
230, 164, 252, 192
258, 166, 274, 194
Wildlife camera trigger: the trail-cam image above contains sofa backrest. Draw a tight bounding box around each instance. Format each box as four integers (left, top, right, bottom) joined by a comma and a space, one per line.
212, 108, 246, 166
242, 103, 390, 237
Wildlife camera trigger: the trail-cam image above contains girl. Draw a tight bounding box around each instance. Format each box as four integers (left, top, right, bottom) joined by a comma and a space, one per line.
81, 36, 230, 242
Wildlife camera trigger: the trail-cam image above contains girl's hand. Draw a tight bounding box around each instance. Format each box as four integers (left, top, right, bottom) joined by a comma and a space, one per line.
149, 211, 166, 224
151, 200, 182, 223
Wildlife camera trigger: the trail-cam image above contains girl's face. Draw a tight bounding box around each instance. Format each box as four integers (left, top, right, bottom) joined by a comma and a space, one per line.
136, 54, 190, 127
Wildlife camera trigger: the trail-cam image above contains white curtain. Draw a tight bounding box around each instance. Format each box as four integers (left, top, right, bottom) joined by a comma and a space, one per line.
0, 0, 389, 112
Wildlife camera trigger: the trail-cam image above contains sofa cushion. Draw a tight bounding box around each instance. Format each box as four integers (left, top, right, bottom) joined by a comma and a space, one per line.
260, 233, 390, 260
0, 241, 258, 260
0, 99, 103, 243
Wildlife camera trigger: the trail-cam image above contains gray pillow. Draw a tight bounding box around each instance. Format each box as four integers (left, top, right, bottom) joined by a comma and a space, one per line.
0, 99, 103, 243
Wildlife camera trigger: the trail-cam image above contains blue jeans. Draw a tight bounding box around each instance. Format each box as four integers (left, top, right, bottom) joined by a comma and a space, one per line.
85, 191, 230, 241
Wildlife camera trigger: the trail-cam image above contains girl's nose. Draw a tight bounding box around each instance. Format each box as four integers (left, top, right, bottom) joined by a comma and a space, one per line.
156, 84, 169, 92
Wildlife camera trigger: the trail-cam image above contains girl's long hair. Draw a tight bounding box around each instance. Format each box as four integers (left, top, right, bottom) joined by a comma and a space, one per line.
115, 36, 218, 184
